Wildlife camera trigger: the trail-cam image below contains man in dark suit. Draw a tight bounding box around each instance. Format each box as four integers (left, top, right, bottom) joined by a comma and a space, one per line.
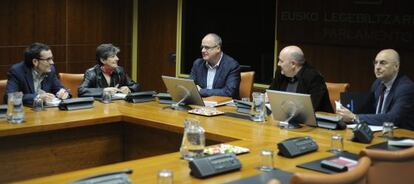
269, 45, 333, 113
190, 33, 241, 99
337, 49, 414, 130
4, 42, 70, 105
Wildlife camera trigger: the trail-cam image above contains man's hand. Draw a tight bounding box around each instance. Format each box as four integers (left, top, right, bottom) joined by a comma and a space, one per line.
336, 107, 355, 122
119, 86, 131, 94
39, 93, 57, 102
56, 88, 69, 99
103, 87, 119, 96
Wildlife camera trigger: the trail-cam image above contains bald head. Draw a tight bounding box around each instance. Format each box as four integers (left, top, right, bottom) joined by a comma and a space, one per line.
278, 45, 306, 77
203, 33, 222, 48
376, 49, 400, 64
280, 45, 305, 65
374, 49, 400, 83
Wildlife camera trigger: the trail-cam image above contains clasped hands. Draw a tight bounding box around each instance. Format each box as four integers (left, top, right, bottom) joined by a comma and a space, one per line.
103, 86, 131, 96
38, 88, 69, 102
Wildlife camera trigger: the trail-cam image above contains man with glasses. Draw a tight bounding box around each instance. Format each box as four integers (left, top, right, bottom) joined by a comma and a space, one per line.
4, 42, 70, 105
337, 49, 414, 130
190, 33, 241, 99
269, 45, 333, 112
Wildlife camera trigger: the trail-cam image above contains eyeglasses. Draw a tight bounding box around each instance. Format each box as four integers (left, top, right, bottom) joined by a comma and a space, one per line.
200, 45, 218, 51
37, 57, 54, 63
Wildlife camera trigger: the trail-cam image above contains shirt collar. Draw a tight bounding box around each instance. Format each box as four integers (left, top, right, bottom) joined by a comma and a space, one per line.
32, 69, 45, 80
383, 73, 398, 90
205, 52, 223, 69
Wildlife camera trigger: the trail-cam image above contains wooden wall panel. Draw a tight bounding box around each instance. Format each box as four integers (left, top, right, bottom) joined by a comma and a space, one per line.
0, 123, 123, 183
0, 0, 132, 79
138, 0, 177, 91
277, 0, 414, 91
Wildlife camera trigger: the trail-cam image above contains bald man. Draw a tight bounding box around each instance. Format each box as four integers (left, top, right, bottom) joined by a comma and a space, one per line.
337, 49, 414, 130
190, 33, 241, 99
269, 45, 333, 112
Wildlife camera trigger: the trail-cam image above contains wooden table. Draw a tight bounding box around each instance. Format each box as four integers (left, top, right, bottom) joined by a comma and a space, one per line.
0, 101, 412, 183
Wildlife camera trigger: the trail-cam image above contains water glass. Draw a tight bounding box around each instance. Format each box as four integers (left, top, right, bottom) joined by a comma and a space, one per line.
382, 122, 394, 139
157, 169, 173, 184
102, 89, 112, 103
32, 95, 44, 112
7, 92, 25, 124
251, 92, 266, 122
258, 149, 274, 171
329, 134, 343, 153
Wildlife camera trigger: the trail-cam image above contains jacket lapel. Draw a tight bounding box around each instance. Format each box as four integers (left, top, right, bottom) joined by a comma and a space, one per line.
23, 65, 35, 93
383, 75, 401, 113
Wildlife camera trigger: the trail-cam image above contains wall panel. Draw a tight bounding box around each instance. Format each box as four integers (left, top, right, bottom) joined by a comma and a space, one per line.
0, 0, 132, 80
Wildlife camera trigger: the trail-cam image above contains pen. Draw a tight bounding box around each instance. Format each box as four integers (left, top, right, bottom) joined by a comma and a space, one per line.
350, 100, 354, 112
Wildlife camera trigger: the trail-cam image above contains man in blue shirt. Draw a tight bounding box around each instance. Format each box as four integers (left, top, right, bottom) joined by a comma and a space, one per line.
190, 33, 241, 99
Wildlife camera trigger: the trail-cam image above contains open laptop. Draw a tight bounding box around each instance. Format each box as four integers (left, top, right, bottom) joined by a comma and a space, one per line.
266, 90, 318, 128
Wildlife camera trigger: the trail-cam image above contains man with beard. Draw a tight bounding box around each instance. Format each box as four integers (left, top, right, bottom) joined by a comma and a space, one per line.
4, 42, 70, 105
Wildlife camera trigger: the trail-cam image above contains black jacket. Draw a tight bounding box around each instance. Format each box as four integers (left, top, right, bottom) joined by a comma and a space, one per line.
269, 63, 333, 113
78, 65, 140, 97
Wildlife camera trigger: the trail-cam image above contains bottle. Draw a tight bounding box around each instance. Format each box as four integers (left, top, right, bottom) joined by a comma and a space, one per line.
180, 119, 205, 160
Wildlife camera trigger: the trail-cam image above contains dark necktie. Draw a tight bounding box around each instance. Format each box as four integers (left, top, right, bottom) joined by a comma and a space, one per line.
376, 84, 387, 114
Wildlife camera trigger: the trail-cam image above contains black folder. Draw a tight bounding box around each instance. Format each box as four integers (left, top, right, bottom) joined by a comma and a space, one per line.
125, 91, 157, 103
366, 140, 412, 151
296, 151, 358, 174
227, 169, 293, 184
58, 97, 94, 111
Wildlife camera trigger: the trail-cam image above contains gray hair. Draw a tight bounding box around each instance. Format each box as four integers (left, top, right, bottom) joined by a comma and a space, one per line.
205, 33, 222, 48
96, 43, 120, 65
290, 51, 305, 65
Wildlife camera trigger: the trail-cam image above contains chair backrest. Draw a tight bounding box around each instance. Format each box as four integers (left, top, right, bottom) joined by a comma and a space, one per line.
360, 147, 414, 184
326, 82, 350, 111
240, 71, 255, 100
59, 73, 84, 98
0, 79, 7, 104
290, 156, 371, 184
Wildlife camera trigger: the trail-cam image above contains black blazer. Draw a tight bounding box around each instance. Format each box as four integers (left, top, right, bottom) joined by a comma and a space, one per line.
78, 65, 140, 97
269, 63, 333, 113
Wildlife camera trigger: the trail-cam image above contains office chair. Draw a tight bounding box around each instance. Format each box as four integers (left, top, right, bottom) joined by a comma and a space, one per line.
290, 156, 371, 184
0, 79, 7, 104
360, 147, 414, 184
326, 82, 350, 112
59, 73, 84, 98
240, 71, 255, 100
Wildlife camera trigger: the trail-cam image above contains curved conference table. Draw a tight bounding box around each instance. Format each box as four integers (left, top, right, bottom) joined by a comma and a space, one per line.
0, 100, 412, 183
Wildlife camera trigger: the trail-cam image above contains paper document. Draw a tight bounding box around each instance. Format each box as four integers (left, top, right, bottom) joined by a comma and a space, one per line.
347, 124, 383, 132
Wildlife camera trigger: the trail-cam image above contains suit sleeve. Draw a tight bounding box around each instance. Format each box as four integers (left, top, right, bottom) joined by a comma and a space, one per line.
358, 82, 414, 128
307, 74, 329, 111
78, 70, 103, 97
4, 68, 36, 105
120, 69, 140, 92
49, 67, 66, 95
